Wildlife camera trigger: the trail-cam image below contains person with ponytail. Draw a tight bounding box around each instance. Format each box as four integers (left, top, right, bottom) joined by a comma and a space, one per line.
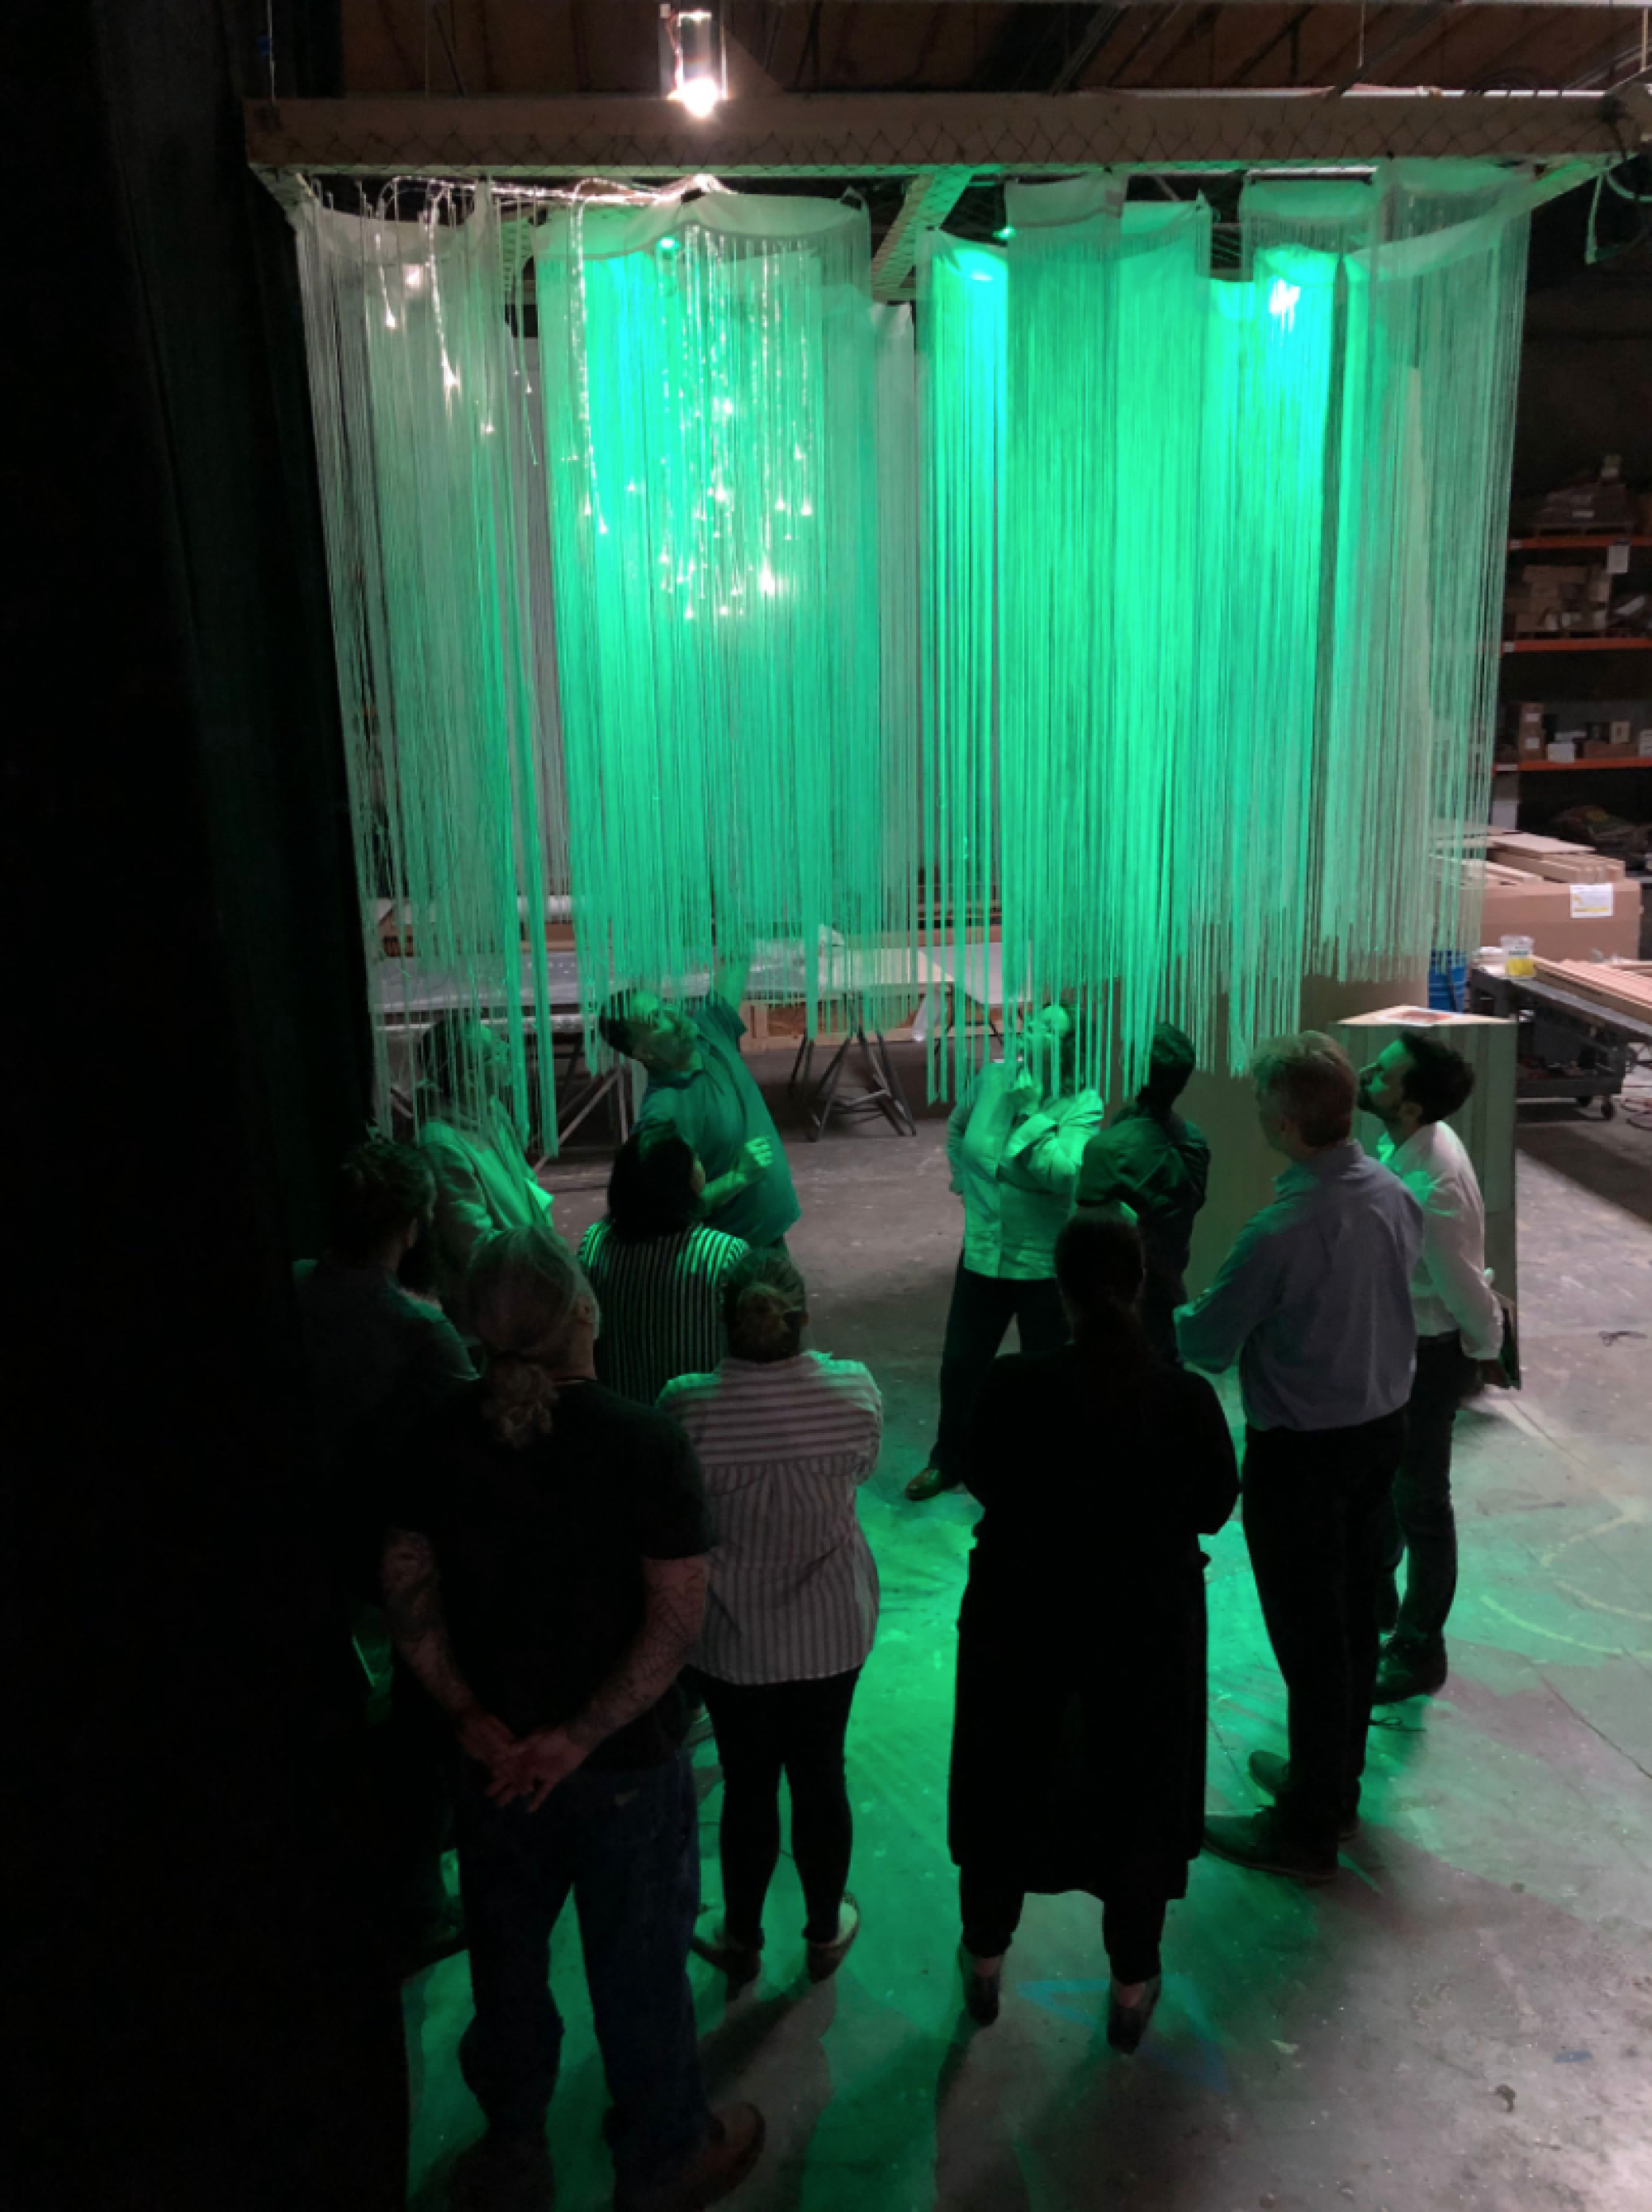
381, 1225, 765, 2211
947, 1209, 1238, 2053
657, 1253, 882, 1989
578, 1127, 750, 1407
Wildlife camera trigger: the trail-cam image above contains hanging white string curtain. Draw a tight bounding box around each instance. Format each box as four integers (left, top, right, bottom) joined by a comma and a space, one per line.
292, 162, 1532, 1126
533, 192, 916, 1035
919, 163, 1532, 1085
293, 185, 558, 1139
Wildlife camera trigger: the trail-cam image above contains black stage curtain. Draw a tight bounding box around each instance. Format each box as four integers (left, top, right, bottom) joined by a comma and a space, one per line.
8, 5, 406, 2208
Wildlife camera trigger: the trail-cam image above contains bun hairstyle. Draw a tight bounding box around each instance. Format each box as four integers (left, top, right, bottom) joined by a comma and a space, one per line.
1055, 1206, 1146, 1324
1054, 1207, 1153, 1390
468, 1225, 587, 1450
724, 1250, 808, 1364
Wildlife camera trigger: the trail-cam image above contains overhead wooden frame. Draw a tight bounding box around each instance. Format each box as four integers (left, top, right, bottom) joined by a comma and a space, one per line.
246, 87, 1647, 191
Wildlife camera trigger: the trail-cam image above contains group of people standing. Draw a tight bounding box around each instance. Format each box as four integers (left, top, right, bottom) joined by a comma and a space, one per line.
293, 966, 1509, 2212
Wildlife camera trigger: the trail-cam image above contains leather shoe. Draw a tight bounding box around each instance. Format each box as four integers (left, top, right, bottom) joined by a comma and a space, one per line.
805, 1895, 861, 1981
1373, 1646, 1448, 1702
1106, 1974, 1162, 2054
1247, 1749, 1358, 1839
1202, 1811, 1337, 1885
614, 2105, 766, 2212
960, 1945, 1001, 2025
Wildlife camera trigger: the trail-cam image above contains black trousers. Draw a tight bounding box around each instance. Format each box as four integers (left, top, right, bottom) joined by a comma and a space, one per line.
700, 1668, 862, 1947
958, 1868, 1169, 1985
1241, 1410, 1407, 1857
1379, 1332, 1474, 1661
931, 1258, 1069, 1486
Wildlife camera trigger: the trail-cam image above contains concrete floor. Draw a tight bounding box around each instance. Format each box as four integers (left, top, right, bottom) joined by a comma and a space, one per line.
405, 1049, 1652, 2212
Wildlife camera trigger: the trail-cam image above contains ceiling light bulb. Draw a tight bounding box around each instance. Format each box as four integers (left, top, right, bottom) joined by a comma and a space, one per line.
675, 73, 720, 120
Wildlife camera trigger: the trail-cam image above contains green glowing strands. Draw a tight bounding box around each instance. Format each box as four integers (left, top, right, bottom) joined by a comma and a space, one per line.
293, 187, 560, 1143
294, 167, 1531, 1122
534, 194, 914, 1037
919, 167, 1531, 1086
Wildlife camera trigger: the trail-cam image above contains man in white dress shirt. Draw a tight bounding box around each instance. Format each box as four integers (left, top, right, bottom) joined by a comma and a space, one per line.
1356, 1032, 1512, 1704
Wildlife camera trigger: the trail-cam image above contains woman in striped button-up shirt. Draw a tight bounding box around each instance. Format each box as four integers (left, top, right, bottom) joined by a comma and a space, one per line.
659, 1251, 882, 1987
579, 1128, 749, 1408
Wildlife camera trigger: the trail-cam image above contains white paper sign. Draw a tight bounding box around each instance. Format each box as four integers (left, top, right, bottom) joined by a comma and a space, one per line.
1607, 542, 1631, 576
1570, 883, 1615, 918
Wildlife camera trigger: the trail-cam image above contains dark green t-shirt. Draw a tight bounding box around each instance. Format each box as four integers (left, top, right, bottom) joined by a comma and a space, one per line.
637, 997, 800, 1248
393, 1383, 714, 1765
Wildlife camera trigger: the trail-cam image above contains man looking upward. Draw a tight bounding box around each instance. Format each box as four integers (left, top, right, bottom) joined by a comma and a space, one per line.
1356, 1032, 1511, 1705
600, 948, 800, 1254
1175, 1034, 1422, 1884
1074, 1022, 1210, 1364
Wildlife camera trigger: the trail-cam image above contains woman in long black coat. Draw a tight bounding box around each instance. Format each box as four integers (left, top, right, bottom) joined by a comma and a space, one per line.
949, 1206, 1239, 2052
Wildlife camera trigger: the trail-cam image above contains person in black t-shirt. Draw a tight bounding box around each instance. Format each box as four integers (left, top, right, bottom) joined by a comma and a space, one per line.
382, 1225, 765, 2212
1074, 1023, 1210, 1363
293, 1137, 475, 1973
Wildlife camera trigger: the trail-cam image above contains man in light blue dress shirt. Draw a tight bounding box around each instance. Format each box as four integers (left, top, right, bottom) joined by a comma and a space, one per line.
1176, 1034, 1423, 1882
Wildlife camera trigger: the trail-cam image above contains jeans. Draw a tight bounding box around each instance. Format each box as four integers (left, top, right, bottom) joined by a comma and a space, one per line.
1241, 1410, 1406, 1858
454, 1753, 708, 2188
931, 1258, 1069, 1486
700, 1668, 862, 1946
1379, 1333, 1474, 1660
958, 1867, 1169, 1984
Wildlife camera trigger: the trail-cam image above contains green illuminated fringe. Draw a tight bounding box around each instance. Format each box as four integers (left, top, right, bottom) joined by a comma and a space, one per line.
294, 187, 559, 1142
920, 166, 1531, 1086
295, 166, 1530, 1124
534, 194, 915, 1040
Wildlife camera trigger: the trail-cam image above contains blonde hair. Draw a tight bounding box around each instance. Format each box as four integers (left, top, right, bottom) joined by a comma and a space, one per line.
724, 1251, 808, 1363
1251, 1030, 1356, 1148
468, 1225, 586, 1449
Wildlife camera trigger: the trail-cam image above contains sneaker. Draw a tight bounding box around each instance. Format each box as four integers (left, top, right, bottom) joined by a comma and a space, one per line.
1202, 1811, 1337, 1885
614, 2105, 766, 2212
1106, 1974, 1162, 2055
1374, 1646, 1448, 1702
805, 1895, 861, 1982
1247, 1749, 1359, 1840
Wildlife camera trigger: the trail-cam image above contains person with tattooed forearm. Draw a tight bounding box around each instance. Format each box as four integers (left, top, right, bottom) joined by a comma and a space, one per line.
382, 1226, 765, 2212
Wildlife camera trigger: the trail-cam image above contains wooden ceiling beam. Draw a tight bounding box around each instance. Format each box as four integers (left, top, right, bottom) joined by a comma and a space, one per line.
246, 85, 1645, 183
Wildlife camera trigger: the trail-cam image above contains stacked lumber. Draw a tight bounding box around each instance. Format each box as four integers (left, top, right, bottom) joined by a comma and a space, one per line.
1487, 833, 1626, 886
1531, 959, 1652, 1020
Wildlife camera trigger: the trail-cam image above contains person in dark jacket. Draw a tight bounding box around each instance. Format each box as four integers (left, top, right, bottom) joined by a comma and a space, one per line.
948, 1208, 1238, 2053
1074, 1023, 1209, 1362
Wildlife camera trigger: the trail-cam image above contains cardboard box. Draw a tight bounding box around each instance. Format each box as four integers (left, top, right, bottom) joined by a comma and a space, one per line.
1546, 742, 1577, 762
1610, 720, 1632, 748
1479, 875, 1640, 963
